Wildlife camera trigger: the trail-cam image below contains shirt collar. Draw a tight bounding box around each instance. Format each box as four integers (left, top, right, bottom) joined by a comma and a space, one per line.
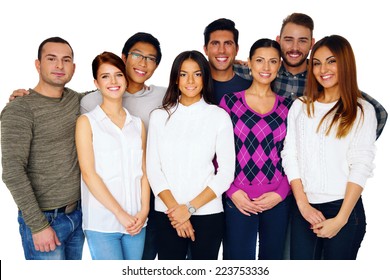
177, 96, 208, 111
95, 105, 133, 125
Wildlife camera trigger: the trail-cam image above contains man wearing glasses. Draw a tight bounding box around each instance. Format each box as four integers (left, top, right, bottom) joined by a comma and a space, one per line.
80, 32, 165, 131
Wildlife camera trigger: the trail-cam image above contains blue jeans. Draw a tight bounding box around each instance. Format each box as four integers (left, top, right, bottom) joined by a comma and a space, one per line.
18, 208, 84, 260
224, 195, 292, 260
290, 197, 366, 260
85, 228, 146, 260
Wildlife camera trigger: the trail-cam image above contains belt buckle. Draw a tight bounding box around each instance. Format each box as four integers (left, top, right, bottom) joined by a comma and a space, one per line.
64, 201, 77, 214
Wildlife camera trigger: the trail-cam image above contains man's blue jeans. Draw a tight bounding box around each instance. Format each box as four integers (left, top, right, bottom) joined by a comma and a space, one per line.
85, 228, 146, 260
18, 208, 84, 260
290, 197, 366, 260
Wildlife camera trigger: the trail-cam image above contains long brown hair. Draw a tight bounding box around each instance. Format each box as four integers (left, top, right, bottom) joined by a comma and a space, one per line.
305, 35, 363, 138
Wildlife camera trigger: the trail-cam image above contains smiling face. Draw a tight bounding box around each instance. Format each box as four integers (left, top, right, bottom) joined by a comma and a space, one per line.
277, 22, 314, 73
178, 59, 203, 106
94, 63, 127, 101
248, 47, 281, 86
203, 30, 238, 73
312, 46, 339, 91
122, 41, 158, 91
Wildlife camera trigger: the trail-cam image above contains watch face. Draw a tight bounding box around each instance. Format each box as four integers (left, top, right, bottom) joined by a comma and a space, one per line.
188, 206, 196, 214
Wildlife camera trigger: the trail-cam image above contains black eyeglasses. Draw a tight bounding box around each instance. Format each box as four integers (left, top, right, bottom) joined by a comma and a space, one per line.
128, 52, 157, 64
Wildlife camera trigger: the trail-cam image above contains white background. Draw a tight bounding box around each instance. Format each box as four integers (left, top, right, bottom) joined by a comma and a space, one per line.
0, 0, 388, 278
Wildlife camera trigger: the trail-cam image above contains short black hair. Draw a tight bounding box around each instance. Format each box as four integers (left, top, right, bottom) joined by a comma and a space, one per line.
37, 37, 74, 60
249, 38, 281, 59
121, 32, 162, 65
203, 18, 239, 47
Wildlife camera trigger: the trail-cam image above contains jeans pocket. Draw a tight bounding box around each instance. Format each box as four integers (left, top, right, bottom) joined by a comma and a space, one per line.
225, 197, 234, 209
43, 212, 57, 226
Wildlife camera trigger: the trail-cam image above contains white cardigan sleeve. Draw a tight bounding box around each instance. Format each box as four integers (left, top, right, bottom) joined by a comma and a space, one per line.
347, 100, 377, 188
206, 109, 236, 197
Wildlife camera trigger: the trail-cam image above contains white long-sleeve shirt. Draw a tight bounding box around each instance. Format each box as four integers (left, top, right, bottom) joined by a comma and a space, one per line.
281, 98, 376, 203
146, 98, 235, 215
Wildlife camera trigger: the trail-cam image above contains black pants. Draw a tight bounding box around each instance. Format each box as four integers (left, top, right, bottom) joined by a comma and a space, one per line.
141, 210, 158, 260
155, 211, 224, 260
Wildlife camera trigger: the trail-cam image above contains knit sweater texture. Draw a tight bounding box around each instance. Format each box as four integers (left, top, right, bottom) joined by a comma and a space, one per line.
1, 88, 82, 233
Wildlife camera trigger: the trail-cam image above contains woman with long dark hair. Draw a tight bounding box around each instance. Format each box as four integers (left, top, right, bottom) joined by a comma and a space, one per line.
220, 38, 293, 260
146, 50, 235, 259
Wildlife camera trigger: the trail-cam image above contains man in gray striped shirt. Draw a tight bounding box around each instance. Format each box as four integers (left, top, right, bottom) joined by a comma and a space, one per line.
1, 37, 85, 260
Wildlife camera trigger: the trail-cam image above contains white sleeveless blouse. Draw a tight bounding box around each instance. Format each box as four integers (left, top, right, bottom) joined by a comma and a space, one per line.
81, 105, 146, 233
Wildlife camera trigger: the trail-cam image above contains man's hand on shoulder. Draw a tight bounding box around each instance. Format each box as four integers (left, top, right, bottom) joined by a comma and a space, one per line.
234, 59, 248, 66
9, 88, 29, 102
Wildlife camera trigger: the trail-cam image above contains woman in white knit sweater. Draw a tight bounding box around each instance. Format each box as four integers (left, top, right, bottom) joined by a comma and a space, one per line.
281, 35, 377, 260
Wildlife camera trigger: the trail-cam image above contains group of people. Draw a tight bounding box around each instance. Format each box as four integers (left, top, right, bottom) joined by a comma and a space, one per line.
1, 13, 386, 261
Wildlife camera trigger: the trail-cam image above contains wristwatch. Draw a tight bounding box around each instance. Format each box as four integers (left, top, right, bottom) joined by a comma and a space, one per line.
186, 202, 197, 215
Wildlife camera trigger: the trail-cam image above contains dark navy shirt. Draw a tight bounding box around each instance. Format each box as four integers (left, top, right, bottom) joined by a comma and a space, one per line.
212, 74, 252, 105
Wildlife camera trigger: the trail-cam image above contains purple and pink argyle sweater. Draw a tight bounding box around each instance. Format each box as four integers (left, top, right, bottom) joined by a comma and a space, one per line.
219, 90, 293, 200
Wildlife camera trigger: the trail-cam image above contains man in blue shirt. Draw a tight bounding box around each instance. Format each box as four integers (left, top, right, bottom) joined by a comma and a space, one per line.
203, 18, 252, 105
